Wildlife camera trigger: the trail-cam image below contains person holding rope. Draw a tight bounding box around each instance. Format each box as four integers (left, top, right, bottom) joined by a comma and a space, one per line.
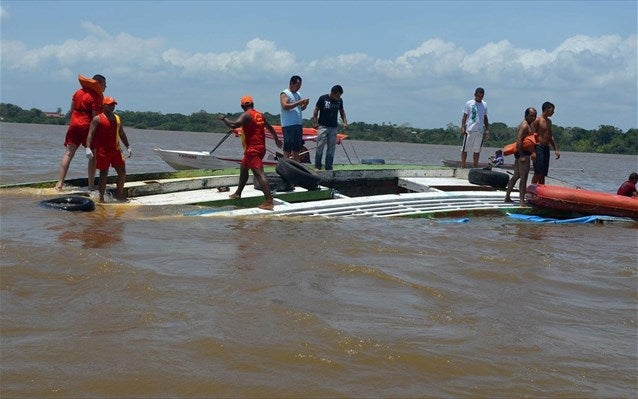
220, 95, 282, 210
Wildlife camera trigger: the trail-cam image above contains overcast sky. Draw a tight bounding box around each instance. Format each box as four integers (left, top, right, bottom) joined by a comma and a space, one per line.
1, 0, 636, 130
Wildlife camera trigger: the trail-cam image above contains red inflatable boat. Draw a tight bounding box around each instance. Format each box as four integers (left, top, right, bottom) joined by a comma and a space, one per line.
526, 184, 638, 219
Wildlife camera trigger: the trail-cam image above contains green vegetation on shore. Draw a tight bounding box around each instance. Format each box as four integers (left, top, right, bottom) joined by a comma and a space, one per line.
1, 103, 636, 155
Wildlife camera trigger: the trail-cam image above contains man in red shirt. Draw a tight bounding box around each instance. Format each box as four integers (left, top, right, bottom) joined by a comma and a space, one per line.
85, 97, 131, 203
616, 172, 638, 197
55, 74, 107, 191
220, 95, 282, 210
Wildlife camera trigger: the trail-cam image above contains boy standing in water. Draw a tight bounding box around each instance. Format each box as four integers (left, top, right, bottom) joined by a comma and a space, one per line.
85, 97, 131, 202
531, 102, 560, 184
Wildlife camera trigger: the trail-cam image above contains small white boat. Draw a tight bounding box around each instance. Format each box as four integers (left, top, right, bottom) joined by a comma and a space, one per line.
155, 126, 349, 170
153, 148, 277, 170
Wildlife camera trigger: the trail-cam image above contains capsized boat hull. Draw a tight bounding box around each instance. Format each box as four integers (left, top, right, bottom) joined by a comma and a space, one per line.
526, 184, 638, 219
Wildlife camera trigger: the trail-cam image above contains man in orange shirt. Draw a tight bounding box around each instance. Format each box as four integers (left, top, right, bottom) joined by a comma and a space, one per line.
85, 97, 131, 203
220, 95, 282, 210
55, 74, 107, 191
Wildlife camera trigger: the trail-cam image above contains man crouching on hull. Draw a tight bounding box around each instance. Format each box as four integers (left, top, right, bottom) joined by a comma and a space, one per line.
220, 96, 282, 210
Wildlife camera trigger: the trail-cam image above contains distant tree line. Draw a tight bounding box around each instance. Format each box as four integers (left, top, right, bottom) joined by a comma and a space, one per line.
1, 102, 636, 155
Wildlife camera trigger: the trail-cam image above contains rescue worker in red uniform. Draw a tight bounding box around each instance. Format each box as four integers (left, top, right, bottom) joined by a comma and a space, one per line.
85, 97, 132, 203
55, 74, 107, 191
220, 95, 282, 210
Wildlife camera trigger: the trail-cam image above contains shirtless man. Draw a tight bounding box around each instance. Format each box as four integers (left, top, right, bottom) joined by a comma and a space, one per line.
504, 107, 537, 205
531, 102, 560, 184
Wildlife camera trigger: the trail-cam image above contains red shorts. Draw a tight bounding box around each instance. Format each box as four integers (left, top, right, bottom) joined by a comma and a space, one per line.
64, 124, 90, 147
96, 149, 125, 170
240, 146, 266, 169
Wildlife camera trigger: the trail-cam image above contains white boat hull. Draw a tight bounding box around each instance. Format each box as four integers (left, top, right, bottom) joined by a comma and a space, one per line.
154, 148, 277, 170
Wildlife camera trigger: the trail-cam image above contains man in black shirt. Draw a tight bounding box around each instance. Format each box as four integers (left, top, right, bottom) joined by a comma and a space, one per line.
312, 85, 348, 170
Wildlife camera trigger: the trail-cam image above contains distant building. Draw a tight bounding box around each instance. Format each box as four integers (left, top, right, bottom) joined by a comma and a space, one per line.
44, 112, 63, 118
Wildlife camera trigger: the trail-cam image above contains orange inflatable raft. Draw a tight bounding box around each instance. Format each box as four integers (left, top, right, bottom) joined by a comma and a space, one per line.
526, 184, 638, 219
78, 75, 104, 94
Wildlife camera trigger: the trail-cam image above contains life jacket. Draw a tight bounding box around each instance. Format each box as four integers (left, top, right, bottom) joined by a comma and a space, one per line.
78, 75, 104, 95
503, 133, 537, 156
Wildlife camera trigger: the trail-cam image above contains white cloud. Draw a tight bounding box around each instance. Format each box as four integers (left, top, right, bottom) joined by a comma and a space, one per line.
1, 22, 164, 73
161, 38, 297, 76
0, 23, 635, 129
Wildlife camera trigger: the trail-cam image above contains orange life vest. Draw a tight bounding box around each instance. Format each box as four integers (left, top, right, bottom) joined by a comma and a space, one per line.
503, 133, 537, 156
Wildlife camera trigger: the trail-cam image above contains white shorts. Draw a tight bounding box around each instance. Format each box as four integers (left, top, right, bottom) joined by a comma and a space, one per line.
461, 132, 484, 153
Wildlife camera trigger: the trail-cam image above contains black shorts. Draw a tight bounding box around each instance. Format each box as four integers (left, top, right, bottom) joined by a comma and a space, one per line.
282, 125, 303, 152
533, 144, 550, 176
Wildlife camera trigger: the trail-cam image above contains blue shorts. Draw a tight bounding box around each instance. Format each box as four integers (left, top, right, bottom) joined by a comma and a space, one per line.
282, 125, 303, 152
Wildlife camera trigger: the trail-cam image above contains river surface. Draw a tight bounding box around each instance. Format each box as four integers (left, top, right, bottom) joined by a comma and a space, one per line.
1, 122, 637, 398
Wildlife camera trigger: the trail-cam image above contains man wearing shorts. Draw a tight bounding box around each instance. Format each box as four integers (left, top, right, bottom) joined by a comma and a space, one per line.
460, 87, 490, 168
55, 74, 106, 191
504, 107, 537, 205
279, 75, 309, 162
85, 97, 131, 203
220, 95, 282, 210
531, 101, 560, 184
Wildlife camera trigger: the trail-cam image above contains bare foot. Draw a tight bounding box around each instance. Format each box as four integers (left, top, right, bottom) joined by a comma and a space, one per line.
504, 197, 514, 203
229, 193, 241, 199
258, 202, 274, 210
54, 185, 63, 191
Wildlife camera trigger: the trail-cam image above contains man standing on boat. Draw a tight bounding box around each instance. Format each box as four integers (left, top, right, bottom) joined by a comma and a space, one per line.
55, 74, 107, 191
531, 101, 560, 184
504, 107, 537, 205
85, 97, 131, 203
220, 96, 282, 210
460, 87, 490, 168
312, 85, 348, 171
280, 75, 309, 162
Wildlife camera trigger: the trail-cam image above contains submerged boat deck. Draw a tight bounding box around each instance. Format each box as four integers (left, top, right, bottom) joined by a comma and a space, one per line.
4, 164, 531, 219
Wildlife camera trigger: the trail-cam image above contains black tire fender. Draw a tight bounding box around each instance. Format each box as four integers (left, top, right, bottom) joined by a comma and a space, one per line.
39, 196, 96, 212
361, 158, 385, 165
254, 173, 294, 192
275, 158, 320, 191
468, 168, 509, 189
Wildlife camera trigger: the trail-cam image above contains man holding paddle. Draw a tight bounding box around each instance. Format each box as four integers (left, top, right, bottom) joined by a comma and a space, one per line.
220, 96, 282, 210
